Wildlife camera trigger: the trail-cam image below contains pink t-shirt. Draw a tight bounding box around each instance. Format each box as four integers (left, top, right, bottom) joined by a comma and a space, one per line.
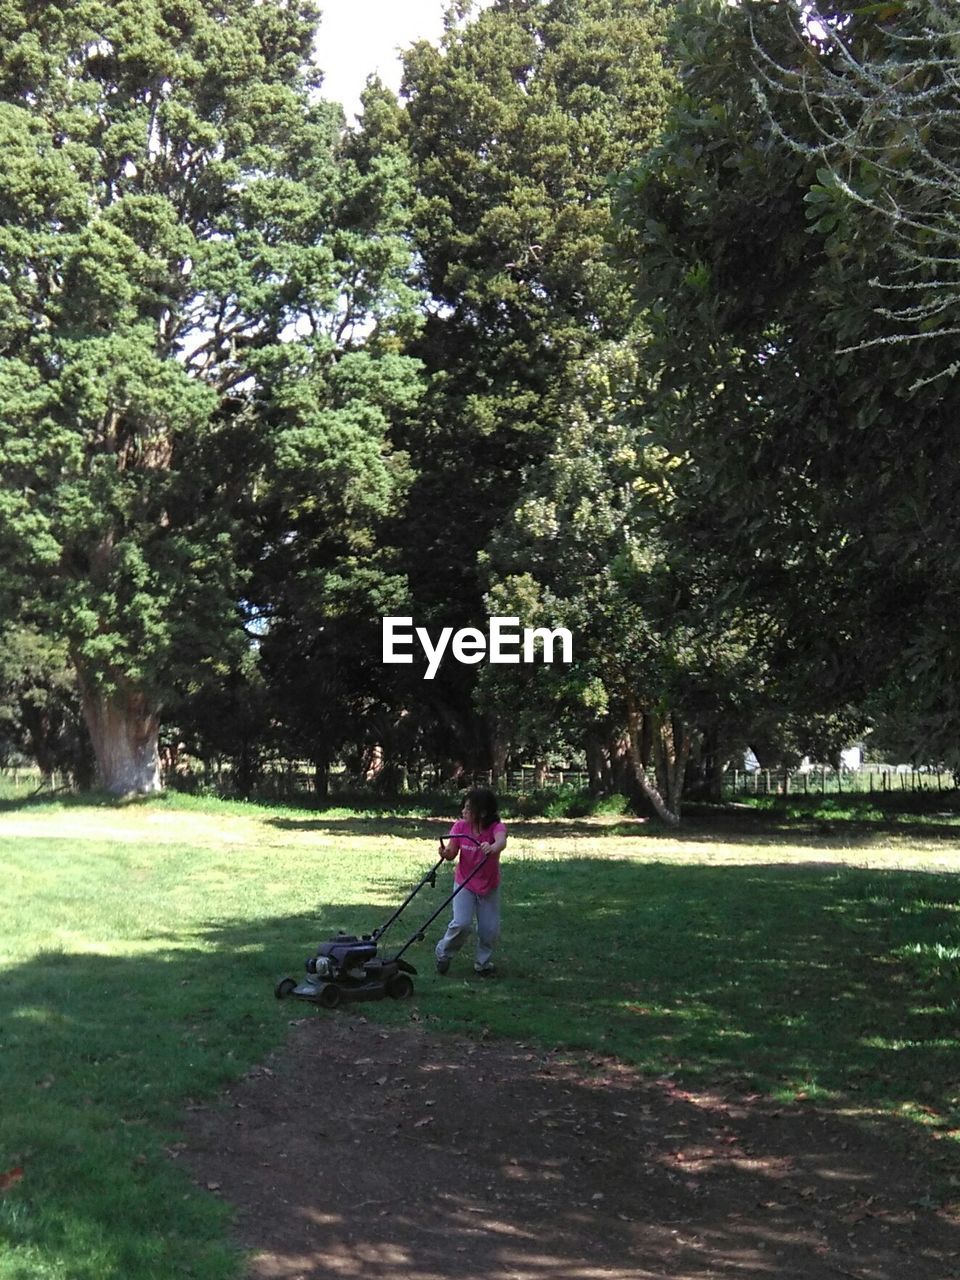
448, 818, 506, 896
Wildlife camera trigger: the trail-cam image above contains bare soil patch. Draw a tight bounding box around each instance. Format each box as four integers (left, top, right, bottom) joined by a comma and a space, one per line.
178, 1016, 960, 1280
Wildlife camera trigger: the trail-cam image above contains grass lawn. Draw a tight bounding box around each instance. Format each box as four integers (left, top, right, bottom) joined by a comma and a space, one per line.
1, 790, 959, 1278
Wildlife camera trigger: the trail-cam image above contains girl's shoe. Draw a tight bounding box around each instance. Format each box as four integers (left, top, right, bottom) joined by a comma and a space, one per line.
436, 956, 451, 974
474, 963, 496, 977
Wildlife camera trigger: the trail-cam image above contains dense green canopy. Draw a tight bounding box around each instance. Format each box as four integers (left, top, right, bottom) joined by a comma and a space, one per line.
2, 0, 957, 802
614, 0, 960, 768
0, 0, 421, 792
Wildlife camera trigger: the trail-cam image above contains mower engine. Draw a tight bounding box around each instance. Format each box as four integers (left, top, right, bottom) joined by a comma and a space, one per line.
306, 933, 378, 982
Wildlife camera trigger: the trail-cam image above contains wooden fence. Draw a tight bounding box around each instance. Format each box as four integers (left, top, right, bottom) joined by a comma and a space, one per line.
5, 761, 954, 803
723, 765, 956, 798
0, 762, 592, 799
244, 767, 591, 798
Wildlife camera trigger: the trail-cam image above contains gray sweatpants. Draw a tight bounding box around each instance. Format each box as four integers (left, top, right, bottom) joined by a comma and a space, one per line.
435, 885, 501, 969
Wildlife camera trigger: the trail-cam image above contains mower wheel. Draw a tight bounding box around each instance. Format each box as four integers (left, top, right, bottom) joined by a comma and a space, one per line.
317, 982, 342, 1010
386, 973, 414, 1000
275, 978, 297, 1000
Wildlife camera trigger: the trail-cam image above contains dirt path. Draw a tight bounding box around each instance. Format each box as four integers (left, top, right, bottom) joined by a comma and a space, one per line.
179, 1016, 960, 1280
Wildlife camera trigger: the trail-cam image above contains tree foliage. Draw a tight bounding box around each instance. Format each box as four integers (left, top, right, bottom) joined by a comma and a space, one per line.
480, 338, 799, 820
614, 0, 960, 768
384, 0, 674, 773
4, 0, 956, 805
0, 626, 91, 785
399, 0, 673, 577
0, 1, 422, 792
751, 0, 960, 380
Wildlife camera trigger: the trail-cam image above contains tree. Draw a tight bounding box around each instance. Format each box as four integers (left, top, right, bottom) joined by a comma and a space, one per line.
0, 626, 92, 787
384, 0, 675, 773
254, 550, 414, 797
0, 2, 421, 793
613, 0, 960, 767
240, 81, 427, 795
751, 0, 960, 381
480, 341, 758, 824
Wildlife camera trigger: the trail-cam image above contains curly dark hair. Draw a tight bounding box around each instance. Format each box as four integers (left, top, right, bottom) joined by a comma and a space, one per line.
463, 787, 499, 828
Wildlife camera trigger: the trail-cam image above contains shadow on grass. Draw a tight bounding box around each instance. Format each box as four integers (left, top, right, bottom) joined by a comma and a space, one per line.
3, 859, 960, 1276
264, 807, 960, 851
371, 858, 960, 1126
0, 787, 127, 813
3, 785, 958, 848
264, 812, 660, 843
645, 808, 960, 848
182, 1016, 960, 1280
0, 896, 377, 1280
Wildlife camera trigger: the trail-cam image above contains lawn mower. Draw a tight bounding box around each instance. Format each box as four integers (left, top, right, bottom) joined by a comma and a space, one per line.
274, 834, 488, 1009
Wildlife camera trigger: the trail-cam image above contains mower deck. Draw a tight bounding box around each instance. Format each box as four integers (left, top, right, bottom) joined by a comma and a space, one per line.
275, 957, 416, 1009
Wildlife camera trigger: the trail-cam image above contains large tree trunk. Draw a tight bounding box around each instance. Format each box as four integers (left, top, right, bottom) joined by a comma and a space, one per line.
609, 730, 635, 797
704, 726, 726, 803
625, 693, 686, 827
585, 731, 608, 793
361, 743, 385, 781
233, 736, 260, 800
76, 672, 162, 796
488, 720, 510, 783
655, 711, 691, 820
312, 757, 330, 799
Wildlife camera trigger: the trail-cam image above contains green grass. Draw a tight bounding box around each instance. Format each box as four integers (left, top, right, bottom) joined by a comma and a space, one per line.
0, 776, 635, 821
1, 795, 959, 1277
735, 789, 960, 827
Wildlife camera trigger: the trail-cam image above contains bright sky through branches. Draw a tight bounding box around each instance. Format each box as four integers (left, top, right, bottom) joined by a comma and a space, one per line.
315, 0, 450, 121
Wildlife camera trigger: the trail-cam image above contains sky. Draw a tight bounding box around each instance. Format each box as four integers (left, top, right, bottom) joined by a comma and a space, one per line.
315, 0, 451, 122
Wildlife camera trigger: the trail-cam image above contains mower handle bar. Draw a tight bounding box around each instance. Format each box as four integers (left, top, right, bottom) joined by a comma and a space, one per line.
371, 855, 447, 942
392, 834, 489, 963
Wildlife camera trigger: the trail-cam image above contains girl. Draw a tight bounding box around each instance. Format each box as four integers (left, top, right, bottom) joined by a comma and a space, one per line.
435, 787, 507, 977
